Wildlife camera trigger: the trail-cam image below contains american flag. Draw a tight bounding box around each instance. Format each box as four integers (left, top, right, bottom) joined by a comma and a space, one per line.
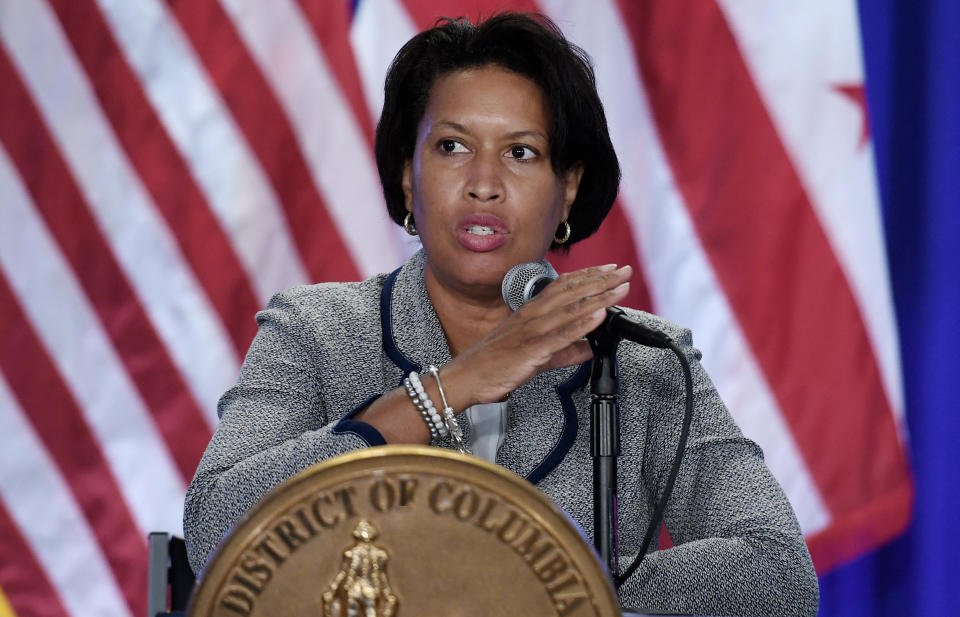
0, 1, 911, 615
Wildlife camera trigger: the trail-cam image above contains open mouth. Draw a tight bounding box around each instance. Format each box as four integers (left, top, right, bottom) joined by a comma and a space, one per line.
466, 225, 497, 236
457, 216, 508, 252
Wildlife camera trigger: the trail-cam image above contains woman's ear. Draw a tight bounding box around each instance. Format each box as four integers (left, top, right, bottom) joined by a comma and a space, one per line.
402, 160, 414, 213
561, 163, 585, 220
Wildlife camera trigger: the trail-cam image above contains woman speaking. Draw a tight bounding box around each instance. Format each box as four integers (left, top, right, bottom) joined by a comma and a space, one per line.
183, 13, 818, 616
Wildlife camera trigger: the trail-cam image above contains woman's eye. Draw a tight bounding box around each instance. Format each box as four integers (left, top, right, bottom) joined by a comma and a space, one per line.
508, 145, 536, 160
440, 139, 468, 153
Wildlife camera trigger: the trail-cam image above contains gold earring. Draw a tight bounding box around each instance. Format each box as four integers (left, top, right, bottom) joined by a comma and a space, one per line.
403, 212, 418, 236
554, 220, 571, 244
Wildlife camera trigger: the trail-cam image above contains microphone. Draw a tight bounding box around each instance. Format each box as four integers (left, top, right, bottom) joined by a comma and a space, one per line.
501, 259, 558, 311
501, 261, 672, 349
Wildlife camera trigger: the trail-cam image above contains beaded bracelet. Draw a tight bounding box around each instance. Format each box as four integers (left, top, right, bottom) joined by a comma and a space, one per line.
427, 365, 468, 454
407, 374, 447, 437
403, 377, 438, 439
404, 372, 447, 438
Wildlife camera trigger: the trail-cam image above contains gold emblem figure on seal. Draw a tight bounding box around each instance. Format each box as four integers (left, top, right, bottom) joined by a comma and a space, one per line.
322, 520, 399, 617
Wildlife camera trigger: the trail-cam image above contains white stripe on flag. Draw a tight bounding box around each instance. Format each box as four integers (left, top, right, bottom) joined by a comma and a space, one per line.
93, 0, 310, 300
0, 0, 237, 422
349, 0, 423, 261
0, 144, 186, 536
350, 0, 418, 123
717, 0, 905, 425
538, 0, 831, 533
218, 0, 406, 277
0, 373, 132, 617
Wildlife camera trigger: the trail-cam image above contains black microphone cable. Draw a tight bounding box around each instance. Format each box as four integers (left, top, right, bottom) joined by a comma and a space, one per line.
614, 335, 693, 588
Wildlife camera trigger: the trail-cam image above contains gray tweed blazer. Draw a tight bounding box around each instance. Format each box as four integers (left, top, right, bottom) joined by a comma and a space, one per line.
183, 250, 818, 616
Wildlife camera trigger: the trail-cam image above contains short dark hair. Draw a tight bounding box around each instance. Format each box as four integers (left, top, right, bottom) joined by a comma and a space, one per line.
375, 13, 620, 250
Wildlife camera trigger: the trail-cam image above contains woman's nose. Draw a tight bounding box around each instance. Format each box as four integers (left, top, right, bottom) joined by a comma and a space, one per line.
464, 152, 504, 202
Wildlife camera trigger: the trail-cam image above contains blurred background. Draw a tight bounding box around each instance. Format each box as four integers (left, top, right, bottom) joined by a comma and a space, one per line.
0, 0, 956, 615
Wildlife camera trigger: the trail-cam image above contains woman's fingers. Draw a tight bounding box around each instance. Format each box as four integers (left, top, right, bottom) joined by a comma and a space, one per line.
525, 265, 632, 316
544, 339, 594, 371
524, 279, 631, 342
452, 264, 634, 404
496, 264, 631, 356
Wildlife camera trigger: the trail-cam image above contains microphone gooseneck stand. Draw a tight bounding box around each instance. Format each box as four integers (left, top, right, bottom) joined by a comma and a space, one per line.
586, 308, 695, 589
587, 314, 622, 578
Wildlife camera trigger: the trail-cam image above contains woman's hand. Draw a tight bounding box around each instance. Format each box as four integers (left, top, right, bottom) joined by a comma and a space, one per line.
354, 264, 631, 444
441, 264, 632, 409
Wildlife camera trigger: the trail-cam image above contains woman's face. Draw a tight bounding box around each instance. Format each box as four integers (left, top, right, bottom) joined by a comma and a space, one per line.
403, 65, 582, 297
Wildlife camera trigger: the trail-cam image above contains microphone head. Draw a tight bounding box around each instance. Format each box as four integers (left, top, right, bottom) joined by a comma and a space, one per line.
501, 260, 558, 311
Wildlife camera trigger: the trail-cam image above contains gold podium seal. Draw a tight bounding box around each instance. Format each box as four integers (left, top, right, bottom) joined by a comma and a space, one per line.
187, 446, 620, 617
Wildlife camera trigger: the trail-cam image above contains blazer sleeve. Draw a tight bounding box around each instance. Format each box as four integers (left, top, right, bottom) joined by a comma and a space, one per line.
182, 289, 383, 575
616, 325, 820, 617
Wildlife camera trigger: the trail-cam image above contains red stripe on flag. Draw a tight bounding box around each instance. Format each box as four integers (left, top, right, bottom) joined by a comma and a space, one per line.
295, 0, 376, 147
0, 275, 146, 617
401, 0, 538, 25
0, 48, 210, 482
400, 0, 654, 311
0, 497, 70, 617
169, 2, 361, 284
615, 0, 911, 568
46, 0, 260, 357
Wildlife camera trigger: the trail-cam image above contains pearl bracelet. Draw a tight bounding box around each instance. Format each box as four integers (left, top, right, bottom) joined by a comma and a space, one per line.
404, 372, 447, 438
403, 378, 438, 439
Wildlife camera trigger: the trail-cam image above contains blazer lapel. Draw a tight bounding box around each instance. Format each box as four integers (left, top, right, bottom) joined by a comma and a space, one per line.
497, 363, 590, 483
